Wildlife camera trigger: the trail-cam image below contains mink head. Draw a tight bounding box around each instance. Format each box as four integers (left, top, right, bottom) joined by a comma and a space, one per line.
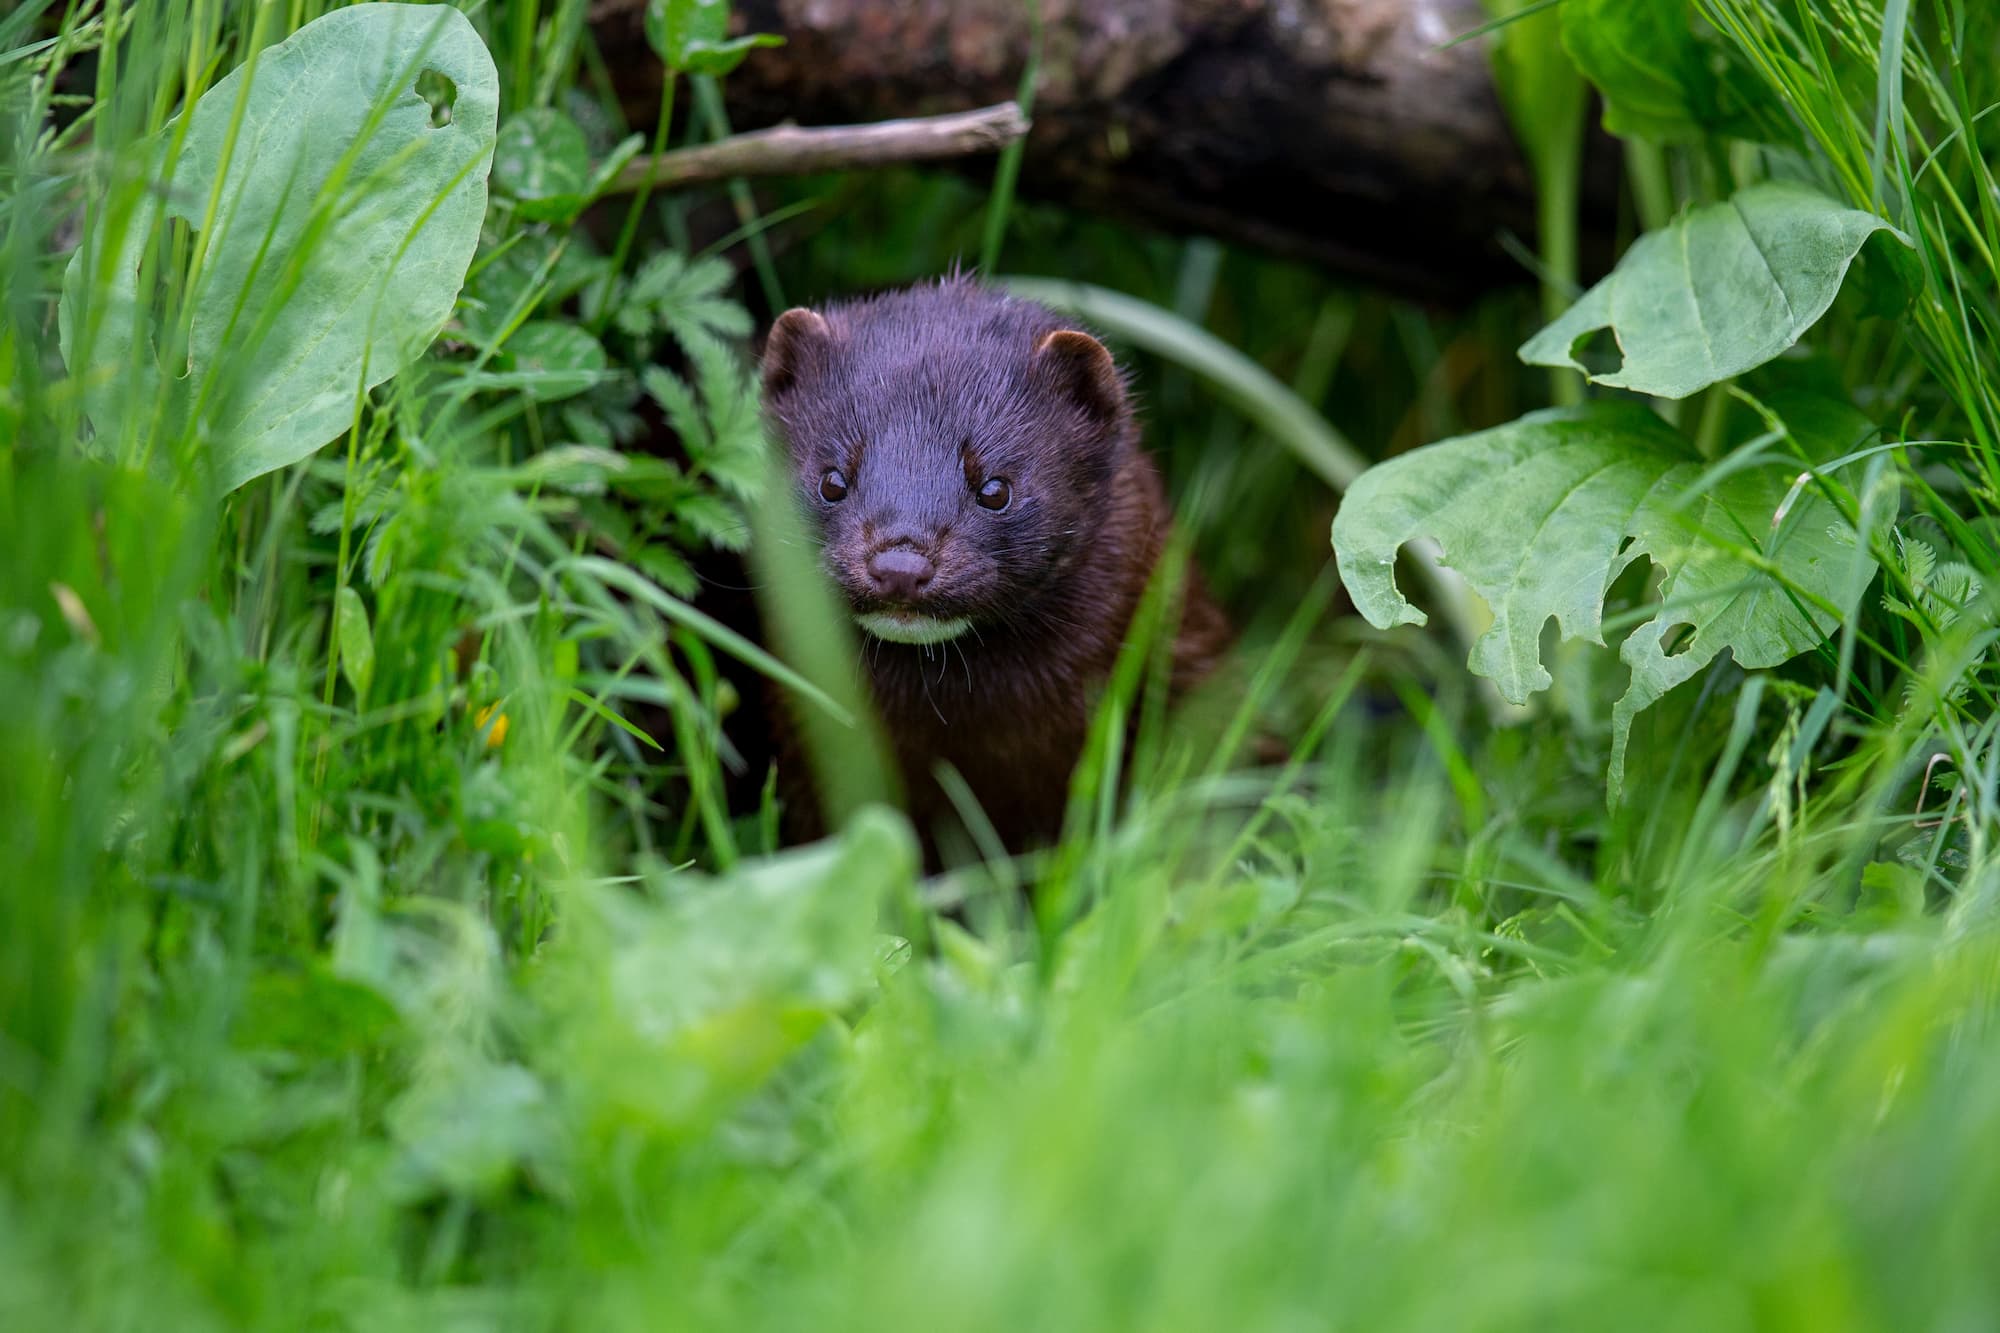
760, 280, 1133, 647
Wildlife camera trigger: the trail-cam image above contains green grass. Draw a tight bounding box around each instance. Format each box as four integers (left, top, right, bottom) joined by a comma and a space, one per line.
5, 2, 2000, 1329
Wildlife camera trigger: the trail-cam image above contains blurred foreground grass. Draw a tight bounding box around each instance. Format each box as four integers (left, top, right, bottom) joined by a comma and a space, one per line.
6, 2, 2000, 1329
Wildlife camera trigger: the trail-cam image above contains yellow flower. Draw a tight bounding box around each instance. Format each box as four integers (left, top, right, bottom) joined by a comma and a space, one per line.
474, 702, 509, 749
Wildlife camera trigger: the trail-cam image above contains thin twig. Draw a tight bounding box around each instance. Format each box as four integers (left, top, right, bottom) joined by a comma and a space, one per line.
607, 101, 1030, 195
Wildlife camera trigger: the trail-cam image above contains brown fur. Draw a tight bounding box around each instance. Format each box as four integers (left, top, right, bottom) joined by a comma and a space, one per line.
761, 277, 1229, 856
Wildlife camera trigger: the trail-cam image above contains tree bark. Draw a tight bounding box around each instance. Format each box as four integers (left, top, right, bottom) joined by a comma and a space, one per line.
590, 0, 1614, 300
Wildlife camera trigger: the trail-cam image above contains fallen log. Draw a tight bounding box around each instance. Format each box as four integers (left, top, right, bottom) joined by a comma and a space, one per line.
588, 0, 1618, 300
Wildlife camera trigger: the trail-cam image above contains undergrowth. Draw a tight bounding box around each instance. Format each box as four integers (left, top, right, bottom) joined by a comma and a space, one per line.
3, 1, 1998, 1329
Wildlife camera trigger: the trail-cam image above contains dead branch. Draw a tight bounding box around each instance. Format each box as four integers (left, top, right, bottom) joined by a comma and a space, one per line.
607, 101, 1031, 195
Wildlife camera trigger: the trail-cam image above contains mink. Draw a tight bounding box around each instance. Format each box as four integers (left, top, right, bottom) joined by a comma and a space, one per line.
758, 276, 1230, 857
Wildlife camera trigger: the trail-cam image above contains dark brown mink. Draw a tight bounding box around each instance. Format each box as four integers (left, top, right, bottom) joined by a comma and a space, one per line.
759, 276, 1230, 857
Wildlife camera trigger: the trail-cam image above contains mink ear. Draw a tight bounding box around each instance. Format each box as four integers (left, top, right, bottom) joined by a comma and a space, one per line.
1032, 329, 1126, 426
763, 307, 834, 398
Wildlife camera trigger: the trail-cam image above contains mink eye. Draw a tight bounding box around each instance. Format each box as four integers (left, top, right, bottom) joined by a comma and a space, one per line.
819, 468, 849, 503
976, 477, 1011, 511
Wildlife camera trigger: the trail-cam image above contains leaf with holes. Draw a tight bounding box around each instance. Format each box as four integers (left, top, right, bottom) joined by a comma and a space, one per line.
1332, 398, 1877, 800
1519, 182, 1907, 399
58, 4, 498, 493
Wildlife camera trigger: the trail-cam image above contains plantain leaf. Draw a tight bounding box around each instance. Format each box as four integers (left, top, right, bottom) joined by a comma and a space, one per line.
1332, 398, 1878, 800
59, 4, 498, 493
1520, 182, 1906, 399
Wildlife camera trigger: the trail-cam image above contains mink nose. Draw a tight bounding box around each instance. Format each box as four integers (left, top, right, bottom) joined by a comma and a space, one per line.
865, 546, 936, 601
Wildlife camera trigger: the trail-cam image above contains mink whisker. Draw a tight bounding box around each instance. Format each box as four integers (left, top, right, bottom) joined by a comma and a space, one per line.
918, 653, 947, 726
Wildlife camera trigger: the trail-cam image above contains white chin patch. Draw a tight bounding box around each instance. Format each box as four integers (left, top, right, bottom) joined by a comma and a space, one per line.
855, 611, 974, 645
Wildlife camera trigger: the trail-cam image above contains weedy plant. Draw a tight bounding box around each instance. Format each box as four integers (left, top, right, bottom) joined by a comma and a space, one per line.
4, 1, 2000, 1330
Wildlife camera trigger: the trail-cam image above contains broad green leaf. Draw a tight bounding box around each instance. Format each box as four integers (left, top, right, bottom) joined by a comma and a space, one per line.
496, 321, 609, 401
58, 4, 498, 493
492, 108, 592, 221
1560, 0, 1751, 142
334, 584, 374, 699
492, 110, 643, 224
1520, 182, 1906, 399
1332, 399, 1877, 800
644, 0, 783, 77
